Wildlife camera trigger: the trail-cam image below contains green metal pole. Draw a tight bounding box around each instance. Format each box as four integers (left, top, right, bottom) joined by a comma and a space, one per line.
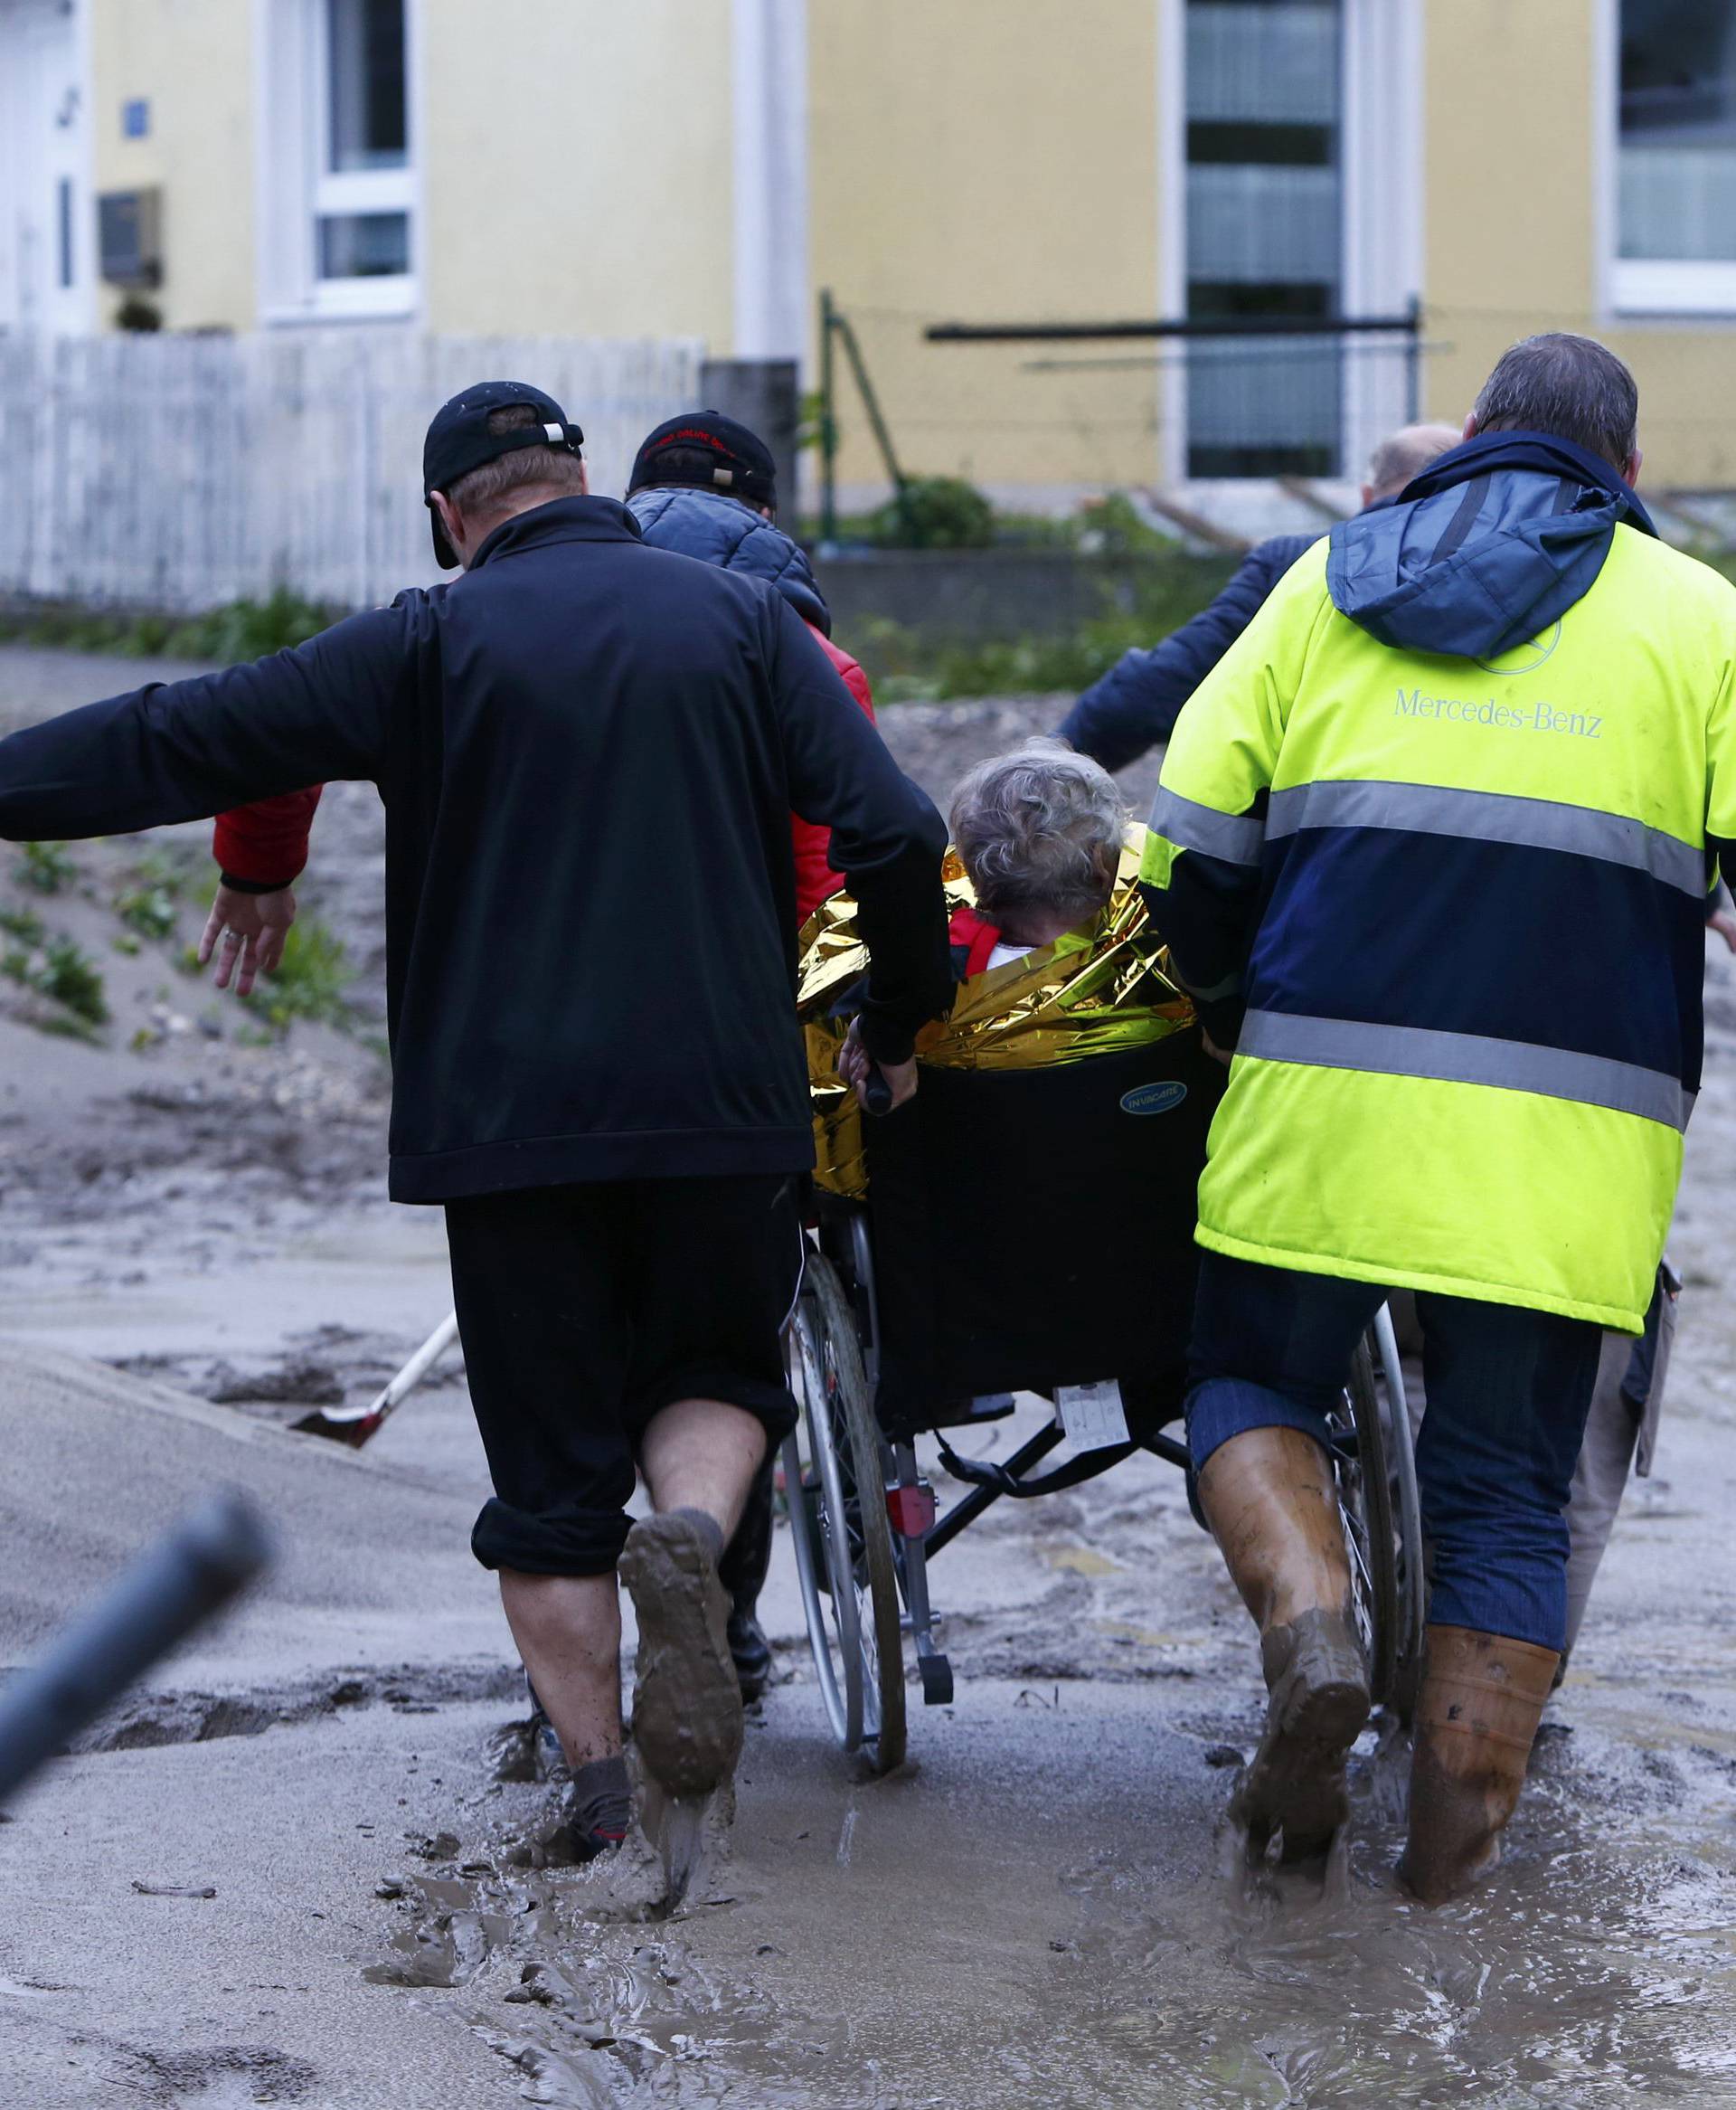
819, 288, 838, 545
836, 310, 908, 498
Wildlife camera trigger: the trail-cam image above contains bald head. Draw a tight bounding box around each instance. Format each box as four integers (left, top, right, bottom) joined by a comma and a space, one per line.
1363, 422, 1462, 506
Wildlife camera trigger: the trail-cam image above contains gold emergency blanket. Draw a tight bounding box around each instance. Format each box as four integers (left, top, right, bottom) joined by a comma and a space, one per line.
799, 830, 1195, 1197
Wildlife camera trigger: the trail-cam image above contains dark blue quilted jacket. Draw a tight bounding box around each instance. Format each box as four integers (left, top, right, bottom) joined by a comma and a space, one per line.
1059, 532, 1317, 772
627, 487, 833, 637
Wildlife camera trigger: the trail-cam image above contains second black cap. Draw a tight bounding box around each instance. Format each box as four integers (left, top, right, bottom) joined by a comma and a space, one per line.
627, 411, 777, 514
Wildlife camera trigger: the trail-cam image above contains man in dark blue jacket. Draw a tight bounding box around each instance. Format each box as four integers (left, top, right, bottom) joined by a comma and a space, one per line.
0, 382, 954, 1862
1060, 424, 1459, 772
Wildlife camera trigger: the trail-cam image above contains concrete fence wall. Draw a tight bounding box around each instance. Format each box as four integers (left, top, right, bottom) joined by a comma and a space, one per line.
0, 330, 703, 613
814, 547, 1236, 647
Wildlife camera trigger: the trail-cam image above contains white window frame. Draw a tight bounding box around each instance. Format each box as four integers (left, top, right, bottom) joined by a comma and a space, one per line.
1597, 0, 1736, 317
255, 0, 419, 325
1157, 0, 1420, 487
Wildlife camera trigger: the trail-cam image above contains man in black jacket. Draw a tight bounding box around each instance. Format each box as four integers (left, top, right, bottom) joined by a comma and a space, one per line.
1060, 422, 1459, 772
0, 381, 953, 1858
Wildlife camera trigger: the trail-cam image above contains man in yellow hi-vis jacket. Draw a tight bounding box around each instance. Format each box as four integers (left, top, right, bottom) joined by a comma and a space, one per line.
1140, 334, 1736, 1902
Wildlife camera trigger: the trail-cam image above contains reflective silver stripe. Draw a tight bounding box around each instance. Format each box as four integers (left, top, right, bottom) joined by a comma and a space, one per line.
1238, 1009, 1694, 1131
1147, 786, 1265, 867
1265, 780, 1706, 899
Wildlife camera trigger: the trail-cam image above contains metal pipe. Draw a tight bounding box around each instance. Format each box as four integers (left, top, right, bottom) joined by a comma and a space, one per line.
0, 1491, 272, 1805
925, 313, 1424, 344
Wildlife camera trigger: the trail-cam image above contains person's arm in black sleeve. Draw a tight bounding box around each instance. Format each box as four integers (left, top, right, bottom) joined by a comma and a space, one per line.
765, 597, 952, 1063
1057, 536, 1309, 771
0, 602, 413, 844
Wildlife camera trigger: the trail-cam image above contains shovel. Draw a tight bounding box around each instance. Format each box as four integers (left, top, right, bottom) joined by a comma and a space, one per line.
292, 1312, 460, 1448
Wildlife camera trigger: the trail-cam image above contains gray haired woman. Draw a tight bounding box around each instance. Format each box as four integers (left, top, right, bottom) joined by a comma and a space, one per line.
948, 736, 1128, 968
836, 737, 1128, 1100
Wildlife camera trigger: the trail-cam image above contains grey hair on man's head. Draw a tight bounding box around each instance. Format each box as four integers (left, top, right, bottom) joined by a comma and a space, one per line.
948, 737, 1127, 924
1471, 333, 1639, 473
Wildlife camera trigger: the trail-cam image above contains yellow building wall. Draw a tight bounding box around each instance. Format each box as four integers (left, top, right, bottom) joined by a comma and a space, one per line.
808, 0, 1165, 505
419, 0, 733, 348
90, 0, 257, 332
1421, 0, 1736, 487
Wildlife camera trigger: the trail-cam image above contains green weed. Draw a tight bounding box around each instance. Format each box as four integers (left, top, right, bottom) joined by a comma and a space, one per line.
0, 929, 109, 1032
36, 937, 108, 1024
14, 841, 77, 894
114, 884, 180, 941
0, 904, 44, 945
241, 917, 353, 1033
0, 586, 338, 666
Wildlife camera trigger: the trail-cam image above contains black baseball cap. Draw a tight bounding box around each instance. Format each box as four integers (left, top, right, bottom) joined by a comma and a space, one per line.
627, 411, 777, 514
422, 381, 584, 567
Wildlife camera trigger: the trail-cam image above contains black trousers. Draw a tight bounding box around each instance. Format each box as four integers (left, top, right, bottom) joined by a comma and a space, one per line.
447, 1177, 802, 1576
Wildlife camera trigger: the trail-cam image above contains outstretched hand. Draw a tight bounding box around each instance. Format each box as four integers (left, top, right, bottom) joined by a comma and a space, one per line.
199, 883, 297, 997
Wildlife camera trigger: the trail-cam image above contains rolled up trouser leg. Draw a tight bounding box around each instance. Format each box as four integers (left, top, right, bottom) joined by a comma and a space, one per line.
1400, 1623, 1559, 1904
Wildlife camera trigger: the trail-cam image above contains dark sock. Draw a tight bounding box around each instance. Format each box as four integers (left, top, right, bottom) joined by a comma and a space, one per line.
670, 1506, 725, 1567
568, 1754, 631, 1840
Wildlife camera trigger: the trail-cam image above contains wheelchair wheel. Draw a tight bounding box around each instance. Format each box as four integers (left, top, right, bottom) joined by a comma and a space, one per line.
1331, 1324, 1426, 1723
1371, 1304, 1428, 1721
782, 1246, 907, 1773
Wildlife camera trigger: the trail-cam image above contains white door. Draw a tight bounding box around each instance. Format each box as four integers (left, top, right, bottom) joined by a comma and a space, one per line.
0, 0, 88, 335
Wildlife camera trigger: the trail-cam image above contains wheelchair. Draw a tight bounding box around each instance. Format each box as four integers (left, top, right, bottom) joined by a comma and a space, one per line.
781, 1027, 1426, 1774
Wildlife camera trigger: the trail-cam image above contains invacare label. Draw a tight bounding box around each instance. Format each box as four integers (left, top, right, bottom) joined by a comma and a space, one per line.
1394, 686, 1602, 740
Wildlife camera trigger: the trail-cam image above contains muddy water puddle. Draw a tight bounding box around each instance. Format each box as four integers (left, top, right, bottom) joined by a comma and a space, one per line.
354, 1709, 1736, 2109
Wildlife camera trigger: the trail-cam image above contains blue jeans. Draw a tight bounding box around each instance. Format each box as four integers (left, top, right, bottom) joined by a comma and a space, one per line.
1186, 1253, 1603, 1651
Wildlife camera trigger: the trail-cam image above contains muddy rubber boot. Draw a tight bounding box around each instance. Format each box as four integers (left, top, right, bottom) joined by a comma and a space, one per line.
1399, 1624, 1559, 1905
718, 1462, 775, 1704
1198, 1425, 1371, 1863
619, 1512, 744, 1800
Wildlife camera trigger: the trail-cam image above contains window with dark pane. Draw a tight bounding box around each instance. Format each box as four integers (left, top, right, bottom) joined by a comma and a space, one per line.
1184, 0, 1344, 477
1618, 0, 1736, 262
327, 0, 407, 174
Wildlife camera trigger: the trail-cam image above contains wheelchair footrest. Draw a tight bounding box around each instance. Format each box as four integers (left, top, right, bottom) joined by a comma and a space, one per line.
918, 1651, 954, 1707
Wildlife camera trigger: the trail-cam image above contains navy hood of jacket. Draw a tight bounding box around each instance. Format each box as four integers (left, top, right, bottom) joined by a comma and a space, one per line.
627, 485, 833, 636
1326, 431, 1657, 661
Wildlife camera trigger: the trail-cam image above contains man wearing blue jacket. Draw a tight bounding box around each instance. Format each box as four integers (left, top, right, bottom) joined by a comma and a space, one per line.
1060, 423, 1458, 773
0, 381, 954, 1862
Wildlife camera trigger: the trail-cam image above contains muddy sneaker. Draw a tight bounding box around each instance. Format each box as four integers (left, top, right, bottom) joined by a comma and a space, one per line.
619, 1513, 744, 1800
1231, 1607, 1370, 1865
551, 1817, 627, 1865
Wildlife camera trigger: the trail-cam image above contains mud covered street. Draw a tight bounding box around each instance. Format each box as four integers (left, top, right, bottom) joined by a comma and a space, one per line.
4, 645, 1736, 2105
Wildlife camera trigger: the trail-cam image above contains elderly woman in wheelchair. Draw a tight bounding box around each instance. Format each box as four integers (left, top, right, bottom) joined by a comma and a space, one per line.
788, 739, 1426, 1806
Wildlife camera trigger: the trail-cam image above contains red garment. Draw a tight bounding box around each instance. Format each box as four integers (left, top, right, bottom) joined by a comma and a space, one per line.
211, 623, 875, 920
212, 784, 324, 886
948, 904, 1005, 979
794, 632, 876, 923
